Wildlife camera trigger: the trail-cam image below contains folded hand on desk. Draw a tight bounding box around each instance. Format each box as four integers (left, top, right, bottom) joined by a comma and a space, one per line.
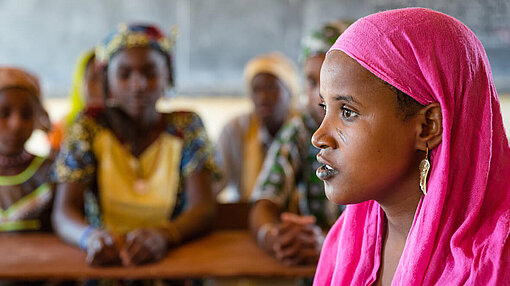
119, 228, 168, 266
86, 228, 168, 266
86, 229, 122, 266
265, 212, 324, 266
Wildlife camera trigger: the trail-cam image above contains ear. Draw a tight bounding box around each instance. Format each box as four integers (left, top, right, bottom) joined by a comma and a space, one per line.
415, 102, 442, 151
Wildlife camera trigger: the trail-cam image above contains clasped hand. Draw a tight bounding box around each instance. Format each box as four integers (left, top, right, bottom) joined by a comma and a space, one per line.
85, 228, 167, 266
266, 212, 324, 266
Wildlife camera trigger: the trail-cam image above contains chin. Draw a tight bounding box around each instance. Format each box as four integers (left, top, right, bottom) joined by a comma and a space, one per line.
324, 182, 343, 204
324, 182, 360, 205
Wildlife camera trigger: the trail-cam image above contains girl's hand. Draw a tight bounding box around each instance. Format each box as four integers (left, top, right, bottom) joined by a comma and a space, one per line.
85, 230, 121, 266
270, 213, 323, 266
119, 228, 168, 266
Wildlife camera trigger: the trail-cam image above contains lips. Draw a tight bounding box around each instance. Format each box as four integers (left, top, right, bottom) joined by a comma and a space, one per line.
3, 136, 23, 146
316, 154, 339, 180
316, 164, 339, 180
256, 105, 273, 117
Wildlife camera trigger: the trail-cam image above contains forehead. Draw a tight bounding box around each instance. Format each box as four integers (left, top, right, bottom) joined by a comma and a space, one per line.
320, 51, 395, 106
304, 54, 325, 75
109, 47, 167, 69
0, 87, 35, 106
305, 54, 326, 69
251, 72, 280, 85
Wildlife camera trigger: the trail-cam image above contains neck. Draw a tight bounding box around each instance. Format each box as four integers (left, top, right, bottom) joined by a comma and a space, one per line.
135, 108, 161, 129
109, 107, 160, 131
379, 184, 422, 240
0, 149, 34, 175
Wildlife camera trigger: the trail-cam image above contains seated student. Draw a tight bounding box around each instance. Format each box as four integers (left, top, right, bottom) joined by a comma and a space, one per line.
52, 23, 218, 266
47, 50, 103, 156
0, 67, 53, 232
249, 20, 351, 266
215, 52, 300, 201
312, 8, 510, 285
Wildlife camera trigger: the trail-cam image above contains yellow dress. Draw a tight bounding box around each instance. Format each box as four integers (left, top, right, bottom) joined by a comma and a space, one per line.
93, 130, 182, 234
53, 110, 219, 233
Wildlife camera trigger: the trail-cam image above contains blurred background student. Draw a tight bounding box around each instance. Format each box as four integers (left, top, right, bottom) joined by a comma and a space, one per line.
52, 23, 218, 267
0, 67, 53, 234
215, 52, 300, 202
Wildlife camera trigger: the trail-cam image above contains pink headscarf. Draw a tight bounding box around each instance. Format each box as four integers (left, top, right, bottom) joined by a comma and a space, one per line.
314, 8, 510, 285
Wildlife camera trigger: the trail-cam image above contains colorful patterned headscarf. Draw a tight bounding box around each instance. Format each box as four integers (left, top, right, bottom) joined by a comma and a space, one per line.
96, 23, 175, 64
96, 23, 176, 86
0, 67, 50, 131
301, 20, 352, 60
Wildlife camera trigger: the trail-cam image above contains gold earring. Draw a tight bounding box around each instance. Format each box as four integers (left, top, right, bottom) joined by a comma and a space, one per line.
419, 144, 431, 195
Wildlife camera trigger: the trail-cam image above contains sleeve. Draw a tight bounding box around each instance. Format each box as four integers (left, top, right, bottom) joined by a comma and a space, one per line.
250, 120, 303, 208
171, 112, 220, 180
52, 115, 98, 183
213, 117, 243, 193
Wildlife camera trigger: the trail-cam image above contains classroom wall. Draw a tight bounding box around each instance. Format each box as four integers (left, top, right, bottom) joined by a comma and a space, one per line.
1, 0, 509, 97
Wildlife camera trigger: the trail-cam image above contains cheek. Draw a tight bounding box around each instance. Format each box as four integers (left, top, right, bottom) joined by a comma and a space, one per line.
275, 89, 291, 108
0, 119, 8, 132
22, 120, 35, 136
342, 123, 416, 189
107, 78, 125, 97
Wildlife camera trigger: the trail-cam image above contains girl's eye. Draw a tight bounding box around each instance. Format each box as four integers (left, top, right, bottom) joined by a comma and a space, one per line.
307, 78, 317, 89
341, 106, 358, 120
319, 103, 326, 111
21, 108, 33, 120
117, 70, 130, 80
0, 109, 9, 119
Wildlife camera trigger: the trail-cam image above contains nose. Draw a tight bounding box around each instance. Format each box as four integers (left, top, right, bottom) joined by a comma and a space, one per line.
130, 71, 147, 92
7, 112, 23, 131
312, 118, 338, 149
254, 89, 273, 105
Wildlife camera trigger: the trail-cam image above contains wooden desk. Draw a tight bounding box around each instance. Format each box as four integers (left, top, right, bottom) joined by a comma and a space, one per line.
0, 231, 316, 280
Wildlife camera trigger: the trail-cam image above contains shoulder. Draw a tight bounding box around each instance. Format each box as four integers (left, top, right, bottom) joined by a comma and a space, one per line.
67, 109, 105, 139
163, 111, 206, 139
220, 112, 254, 137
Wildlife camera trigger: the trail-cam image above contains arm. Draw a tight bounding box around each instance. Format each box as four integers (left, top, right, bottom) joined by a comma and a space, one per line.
249, 199, 280, 253
52, 182, 88, 246
51, 115, 120, 266
52, 182, 121, 266
213, 119, 242, 198
169, 169, 216, 242
249, 118, 323, 265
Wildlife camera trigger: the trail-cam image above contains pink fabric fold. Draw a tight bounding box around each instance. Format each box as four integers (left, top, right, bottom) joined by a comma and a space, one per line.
314, 8, 510, 285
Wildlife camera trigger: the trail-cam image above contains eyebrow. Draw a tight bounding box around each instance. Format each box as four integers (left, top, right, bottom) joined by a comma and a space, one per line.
333, 94, 362, 106
319, 93, 363, 107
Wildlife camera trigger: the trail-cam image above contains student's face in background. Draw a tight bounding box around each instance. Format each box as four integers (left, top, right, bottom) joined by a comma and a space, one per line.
312, 51, 421, 205
250, 72, 291, 133
107, 47, 168, 119
84, 58, 104, 108
0, 88, 35, 156
304, 53, 326, 125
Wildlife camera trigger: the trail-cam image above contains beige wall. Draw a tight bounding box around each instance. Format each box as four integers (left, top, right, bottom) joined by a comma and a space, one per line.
26, 95, 510, 156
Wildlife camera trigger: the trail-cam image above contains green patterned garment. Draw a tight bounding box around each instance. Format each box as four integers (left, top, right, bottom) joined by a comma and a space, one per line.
251, 113, 344, 230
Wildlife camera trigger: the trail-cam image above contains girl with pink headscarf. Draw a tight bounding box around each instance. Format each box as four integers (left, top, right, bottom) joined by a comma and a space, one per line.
312, 8, 510, 285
